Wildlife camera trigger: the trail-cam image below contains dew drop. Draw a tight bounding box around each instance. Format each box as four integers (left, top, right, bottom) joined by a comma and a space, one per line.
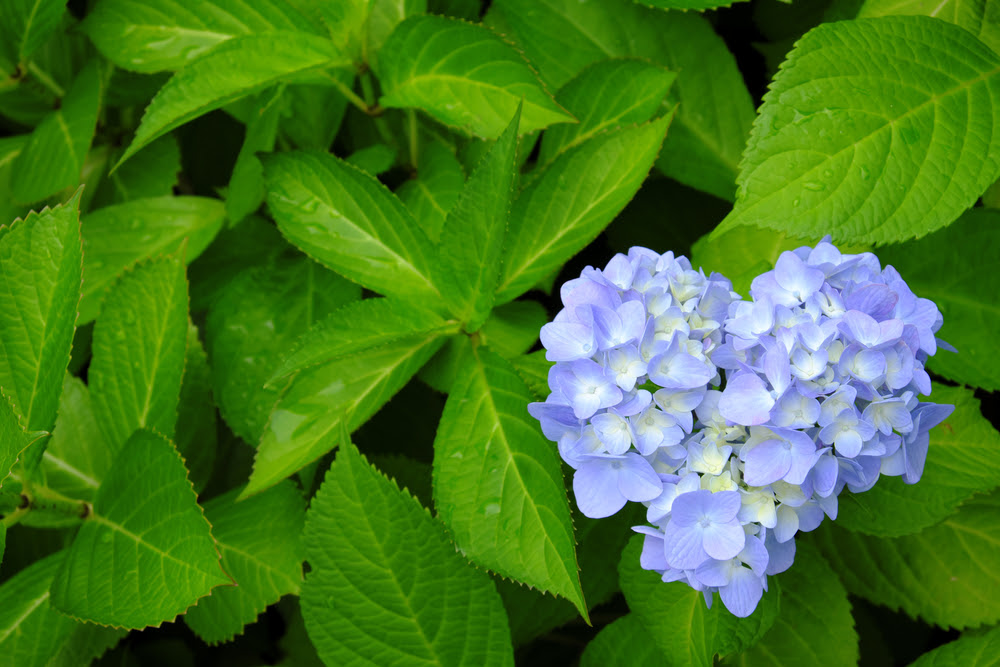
860, 166, 870, 180
483, 503, 501, 517
803, 182, 826, 191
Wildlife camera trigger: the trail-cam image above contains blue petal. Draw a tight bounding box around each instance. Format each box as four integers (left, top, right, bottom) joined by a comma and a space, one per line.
573, 459, 627, 518
719, 373, 775, 426
702, 520, 746, 561
743, 438, 791, 486
719, 568, 764, 618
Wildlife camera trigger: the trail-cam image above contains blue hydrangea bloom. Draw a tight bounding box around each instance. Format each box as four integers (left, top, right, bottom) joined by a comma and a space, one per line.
529, 240, 955, 618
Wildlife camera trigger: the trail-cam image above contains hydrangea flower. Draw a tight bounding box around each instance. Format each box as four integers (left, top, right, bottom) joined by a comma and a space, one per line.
529, 240, 955, 619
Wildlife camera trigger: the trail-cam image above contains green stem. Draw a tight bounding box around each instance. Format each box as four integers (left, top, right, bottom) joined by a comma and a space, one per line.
407, 109, 420, 169
360, 71, 395, 148
26, 61, 65, 98
323, 71, 371, 115
10, 473, 90, 520
2, 506, 29, 528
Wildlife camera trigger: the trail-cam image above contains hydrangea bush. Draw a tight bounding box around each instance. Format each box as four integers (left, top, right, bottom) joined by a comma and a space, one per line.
531, 239, 956, 617
1, 0, 999, 665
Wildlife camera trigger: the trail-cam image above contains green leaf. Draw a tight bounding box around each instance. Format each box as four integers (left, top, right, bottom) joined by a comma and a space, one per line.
39, 374, 111, 500
0, 0, 66, 67
10, 61, 102, 204
479, 301, 546, 359
496, 114, 673, 303
270, 298, 454, 383
367, 0, 427, 67
489, 0, 754, 200
433, 347, 587, 619
637, 0, 747, 7
858, 0, 1000, 54
539, 58, 676, 165
117, 32, 347, 168
814, 490, 1000, 629
0, 552, 125, 667
50, 429, 230, 628
227, 85, 285, 225
184, 482, 305, 644
262, 150, 443, 302
618, 535, 780, 665
509, 350, 551, 401
175, 323, 217, 492
0, 524, 4, 567
437, 107, 520, 330
717, 16, 1000, 245
278, 81, 351, 150
244, 330, 447, 497
0, 191, 82, 433
879, 208, 1000, 391
0, 391, 46, 487
344, 143, 397, 176
0, 136, 30, 225
731, 540, 857, 667
90, 135, 182, 210
909, 625, 1000, 667
205, 253, 360, 445
377, 15, 574, 138
397, 141, 466, 243
301, 440, 514, 667
80, 195, 224, 324
89, 254, 189, 452
82, 0, 323, 73
580, 614, 660, 667
836, 385, 1000, 536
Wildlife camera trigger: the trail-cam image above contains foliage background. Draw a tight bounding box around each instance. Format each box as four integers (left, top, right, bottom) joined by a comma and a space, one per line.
0, 0, 998, 665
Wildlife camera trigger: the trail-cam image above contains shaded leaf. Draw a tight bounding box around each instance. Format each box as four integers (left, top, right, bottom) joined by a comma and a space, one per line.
0, 0, 66, 67
40, 374, 111, 500
580, 614, 660, 667
50, 430, 230, 628
175, 322, 217, 492
909, 625, 1000, 667
90, 135, 182, 210
301, 440, 514, 666
397, 141, 466, 243
378, 15, 574, 138
0, 392, 46, 487
858, 0, 1000, 54
433, 347, 587, 619
227, 85, 285, 225
185, 482, 305, 644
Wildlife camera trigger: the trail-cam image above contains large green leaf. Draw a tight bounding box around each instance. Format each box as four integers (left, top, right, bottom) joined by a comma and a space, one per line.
580, 614, 660, 667
732, 541, 857, 667
396, 141, 465, 243
858, 0, 1000, 54
50, 430, 230, 628
909, 625, 1000, 667
80, 195, 224, 324
39, 375, 111, 501
117, 32, 347, 167
489, 0, 754, 200
270, 298, 454, 382
691, 227, 813, 297
539, 58, 676, 165
184, 482, 305, 644
0, 192, 82, 433
243, 331, 447, 497
81, 0, 322, 73
301, 441, 514, 666
90, 135, 182, 210
205, 253, 359, 445
814, 490, 1000, 629
89, 255, 189, 452
496, 114, 673, 303
836, 386, 1000, 536
175, 323, 216, 492
880, 208, 1000, 391
433, 347, 587, 618
618, 535, 780, 665
717, 16, 1000, 244
436, 108, 520, 330
262, 150, 443, 303
227, 85, 285, 225
0, 391, 46, 487
377, 15, 574, 138
10, 61, 102, 205
0, 0, 66, 68
0, 552, 125, 667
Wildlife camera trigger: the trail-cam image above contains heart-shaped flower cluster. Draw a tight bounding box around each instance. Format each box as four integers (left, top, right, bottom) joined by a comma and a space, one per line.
528, 240, 954, 618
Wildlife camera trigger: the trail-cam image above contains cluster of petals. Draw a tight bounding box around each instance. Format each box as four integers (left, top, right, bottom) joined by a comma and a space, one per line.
529, 240, 954, 618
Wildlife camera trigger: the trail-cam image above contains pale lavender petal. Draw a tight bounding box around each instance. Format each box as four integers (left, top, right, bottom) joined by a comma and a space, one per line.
573, 459, 627, 518
702, 521, 746, 561
704, 490, 742, 523
663, 522, 710, 570
618, 453, 663, 502
719, 373, 775, 426
743, 439, 791, 487
719, 568, 764, 618
739, 535, 769, 577
844, 283, 898, 321
541, 321, 596, 361
764, 530, 796, 575
694, 558, 735, 587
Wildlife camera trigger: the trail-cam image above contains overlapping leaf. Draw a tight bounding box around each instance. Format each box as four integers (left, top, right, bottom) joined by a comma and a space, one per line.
496, 114, 673, 303
815, 490, 1000, 629
82, 0, 321, 73
301, 441, 514, 666
580, 614, 660, 667
489, 0, 754, 200
378, 15, 574, 138
0, 552, 125, 667
118, 32, 347, 167
436, 108, 520, 330
91, 135, 181, 209
858, 0, 1000, 53
80, 195, 224, 324
396, 141, 466, 243
227, 85, 284, 224
909, 626, 1000, 667
880, 209, 1000, 390
0, 0, 66, 69
262, 150, 443, 303
0, 391, 46, 487
0, 192, 82, 433
717, 16, 1000, 244
205, 253, 359, 445
185, 483, 305, 644
50, 430, 230, 628
40, 375, 111, 500
89, 254, 188, 452
175, 323, 216, 492
433, 347, 587, 619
